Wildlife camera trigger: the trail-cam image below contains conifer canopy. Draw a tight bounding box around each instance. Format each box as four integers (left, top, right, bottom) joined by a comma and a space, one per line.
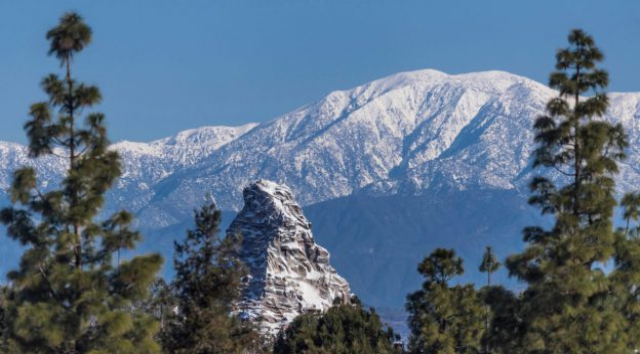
0, 12, 163, 353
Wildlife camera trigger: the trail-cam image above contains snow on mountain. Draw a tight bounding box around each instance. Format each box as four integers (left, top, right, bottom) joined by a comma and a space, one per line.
228, 180, 350, 336
1, 69, 640, 312
145, 69, 640, 217
3, 69, 640, 227
113, 123, 258, 184
0, 124, 257, 217
0, 142, 67, 193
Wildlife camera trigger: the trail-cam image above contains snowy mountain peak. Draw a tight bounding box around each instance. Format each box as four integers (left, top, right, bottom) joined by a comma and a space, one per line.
152, 123, 258, 148
4, 68, 638, 218
351, 69, 550, 100
1, 69, 640, 314
159, 69, 565, 210
0, 122, 257, 227
111, 123, 258, 156
229, 180, 351, 335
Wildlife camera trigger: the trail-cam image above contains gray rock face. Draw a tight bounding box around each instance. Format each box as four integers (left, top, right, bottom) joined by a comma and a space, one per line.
227, 180, 351, 336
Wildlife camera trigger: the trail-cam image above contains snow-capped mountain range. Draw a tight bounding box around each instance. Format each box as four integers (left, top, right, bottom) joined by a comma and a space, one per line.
1, 68, 640, 308
122, 69, 640, 225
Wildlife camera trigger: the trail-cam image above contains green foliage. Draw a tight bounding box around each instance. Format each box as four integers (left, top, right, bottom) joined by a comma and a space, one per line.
0, 12, 163, 353
406, 248, 484, 354
0, 286, 18, 353
143, 278, 176, 336
163, 203, 263, 354
478, 286, 524, 354
611, 195, 640, 351
273, 298, 397, 354
479, 246, 500, 283
505, 29, 634, 353
478, 246, 501, 354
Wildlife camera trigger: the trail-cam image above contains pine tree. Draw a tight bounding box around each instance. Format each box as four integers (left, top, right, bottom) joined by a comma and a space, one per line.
273, 296, 397, 354
506, 29, 630, 352
164, 202, 263, 354
478, 246, 501, 354
620, 192, 640, 238
144, 278, 176, 336
611, 193, 640, 350
0, 12, 163, 353
479, 246, 500, 287
406, 248, 484, 354
478, 286, 523, 354
0, 285, 18, 353
128, 278, 177, 347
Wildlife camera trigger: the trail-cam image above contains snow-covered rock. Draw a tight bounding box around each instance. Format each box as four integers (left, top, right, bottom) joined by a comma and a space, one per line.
227, 180, 351, 336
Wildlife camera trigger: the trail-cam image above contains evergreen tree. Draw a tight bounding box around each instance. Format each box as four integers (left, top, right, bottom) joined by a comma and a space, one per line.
611, 193, 640, 351
478, 286, 523, 354
478, 246, 500, 354
0, 12, 163, 353
164, 202, 263, 354
145, 278, 176, 336
406, 248, 484, 354
0, 285, 18, 353
620, 192, 640, 238
273, 297, 397, 354
506, 29, 630, 352
479, 246, 500, 287
128, 278, 177, 346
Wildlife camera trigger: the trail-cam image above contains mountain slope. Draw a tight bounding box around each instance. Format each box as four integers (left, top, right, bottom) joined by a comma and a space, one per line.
0, 123, 257, 271
1, 69, 640, 311
147, 70, 640, 217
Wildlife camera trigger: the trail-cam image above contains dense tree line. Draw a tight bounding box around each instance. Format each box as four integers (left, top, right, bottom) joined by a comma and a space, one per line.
2, 11, 640, 354
274, 296, 400, 354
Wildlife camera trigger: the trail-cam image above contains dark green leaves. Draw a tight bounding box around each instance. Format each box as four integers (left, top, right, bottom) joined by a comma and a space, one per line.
417, 248, 463, 285
407, 249, 484, 354
274, 300, 396, 354
46, 12, 92, 65
479, 246, 501, 275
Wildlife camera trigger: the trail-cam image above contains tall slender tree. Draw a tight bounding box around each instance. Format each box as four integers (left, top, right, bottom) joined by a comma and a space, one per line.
406, 248, 484, 354
479, 246, 500, 287
0, 12, 162, 353
506, 29, 630, 352
478, 246, 500, 354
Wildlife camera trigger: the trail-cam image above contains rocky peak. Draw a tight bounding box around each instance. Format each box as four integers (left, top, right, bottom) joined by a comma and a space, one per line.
227, 180, 351, 336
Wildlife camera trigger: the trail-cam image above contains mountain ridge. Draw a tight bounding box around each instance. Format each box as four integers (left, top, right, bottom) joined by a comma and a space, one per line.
144, 68, 640, 215
1, 68, 640, 310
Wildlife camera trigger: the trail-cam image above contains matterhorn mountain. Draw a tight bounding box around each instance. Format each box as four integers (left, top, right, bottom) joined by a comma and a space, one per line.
228, 180, 351, 335
1, 69, 640, 310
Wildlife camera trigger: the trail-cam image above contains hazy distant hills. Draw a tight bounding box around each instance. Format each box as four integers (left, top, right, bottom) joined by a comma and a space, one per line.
1, 69, 640, 309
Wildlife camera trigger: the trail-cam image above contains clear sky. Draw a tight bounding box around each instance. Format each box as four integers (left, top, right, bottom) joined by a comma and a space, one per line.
1, 0, 639, 143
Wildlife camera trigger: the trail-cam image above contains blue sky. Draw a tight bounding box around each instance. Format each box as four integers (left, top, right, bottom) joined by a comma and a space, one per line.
1, 0, 639, 143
